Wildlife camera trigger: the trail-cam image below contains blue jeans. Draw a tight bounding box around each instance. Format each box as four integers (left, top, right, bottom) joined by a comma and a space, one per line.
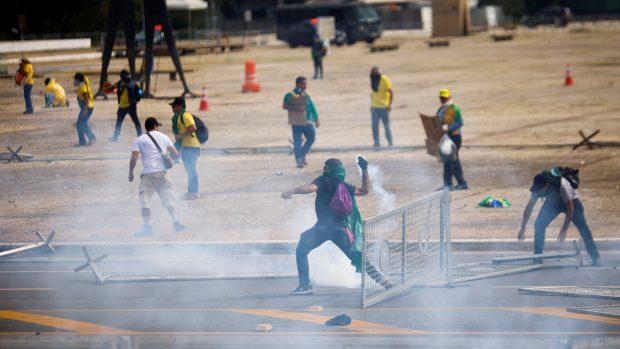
295, 224, 385, 288
443, 134, 467, 186
181, 147, 200, 194
113, 106, 142, 139
371, 107, 393, 146
24, 84, 33, 113
292, 124, 315, 162
534, 198, 599, 260
76, 108, 95, 145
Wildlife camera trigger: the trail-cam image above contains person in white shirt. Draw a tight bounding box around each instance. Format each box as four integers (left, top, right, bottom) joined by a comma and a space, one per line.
129, 117, 184, 236
517, 171, 600, 266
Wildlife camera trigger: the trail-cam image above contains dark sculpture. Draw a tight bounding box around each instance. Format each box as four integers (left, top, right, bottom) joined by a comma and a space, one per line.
95, 0, 195, 99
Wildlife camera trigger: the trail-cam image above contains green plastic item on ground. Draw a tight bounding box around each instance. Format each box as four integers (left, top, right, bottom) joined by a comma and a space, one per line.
479, 196, 511, 208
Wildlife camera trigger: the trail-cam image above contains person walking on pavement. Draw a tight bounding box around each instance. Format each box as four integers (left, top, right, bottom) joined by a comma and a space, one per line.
311, 33, 327, 79
109, 69, 143, 142
17, 58, 34, 114
73, 72, 96, 147
130, 117, 185, 237
517, 169, 601, 266
282, 76, 319, 168
170, 97, 201, 200
43, 77, 69, 108
436, 89, 468, 190
281, 156, 393, 295
370, 66, 394, 147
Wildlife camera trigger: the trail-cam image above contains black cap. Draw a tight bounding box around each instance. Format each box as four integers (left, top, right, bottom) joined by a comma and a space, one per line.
169, 97, 185, 106
144, 117, 162, 130
530, 173, 549, 193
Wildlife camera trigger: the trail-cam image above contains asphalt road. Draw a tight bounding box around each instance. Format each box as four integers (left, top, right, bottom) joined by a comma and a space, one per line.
0, 251, 619, 349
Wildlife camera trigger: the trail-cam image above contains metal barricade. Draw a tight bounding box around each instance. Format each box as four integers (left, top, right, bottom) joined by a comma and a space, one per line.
361, 189, 451, 308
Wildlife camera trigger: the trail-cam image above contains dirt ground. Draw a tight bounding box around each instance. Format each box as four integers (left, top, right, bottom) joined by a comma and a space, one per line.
1, 24, 619, 243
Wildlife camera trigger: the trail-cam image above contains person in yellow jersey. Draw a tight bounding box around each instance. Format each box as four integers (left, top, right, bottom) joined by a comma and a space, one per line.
73, 72, 96, 146
369, 66, 393, 147
43, 77, 68, 108
109, 70, 143, 142
170, 97, 200, 200
17, 58, 34, 114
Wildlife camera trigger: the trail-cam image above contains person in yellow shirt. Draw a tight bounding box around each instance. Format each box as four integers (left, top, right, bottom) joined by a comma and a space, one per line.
73, 72, 96, 146
109, 70, 143, 142
170, 97, 201, 199
18, 58, 34, 114
43, 78, 68, 108
370, 66, 394, 147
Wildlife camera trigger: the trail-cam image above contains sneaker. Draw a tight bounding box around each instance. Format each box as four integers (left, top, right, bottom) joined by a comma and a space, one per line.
591, 258, 603, 267
87, 138, 96, 146
181, 192, 200, 200
380, 279, 395, 290
23, 110, 34, 115
372, 143, 380, 148
108, 137, 118, 142
296, 160, 304, 168
173, 221, 186, 232
454, 183, 469, 190
134, 225, 153, 237
290, 285, 314, 295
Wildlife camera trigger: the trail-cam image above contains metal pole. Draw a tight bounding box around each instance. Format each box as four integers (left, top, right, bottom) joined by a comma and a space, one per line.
444, 188, 453, 286
439, 191, 445, 271
361, 222, 368, 308
401, 211, 407, 284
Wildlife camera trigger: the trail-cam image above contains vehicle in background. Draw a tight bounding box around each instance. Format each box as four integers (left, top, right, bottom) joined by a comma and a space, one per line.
135, 27, 165, 46
524, 6, 572, 28
275, 2, 383, 48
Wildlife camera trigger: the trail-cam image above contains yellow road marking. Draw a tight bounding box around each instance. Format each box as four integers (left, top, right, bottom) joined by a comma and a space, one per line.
229, 309, 426, 334
501, 307, 620, 326
0, 288, 55, 291
0, 311, 134, 334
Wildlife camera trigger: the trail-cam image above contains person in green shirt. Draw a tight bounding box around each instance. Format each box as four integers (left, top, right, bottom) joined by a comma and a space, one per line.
436, 89, 468, 190
282, 76, 320, 168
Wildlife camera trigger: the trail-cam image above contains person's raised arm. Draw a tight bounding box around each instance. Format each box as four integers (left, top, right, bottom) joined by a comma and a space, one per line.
281, 184, 318, 199
354, 156, 369, 196
517, 194, 538, 240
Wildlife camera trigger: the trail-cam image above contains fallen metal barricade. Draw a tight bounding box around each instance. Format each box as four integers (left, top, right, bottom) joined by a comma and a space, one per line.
568, 305, 620, 319
519, 286, 620, 300
492, 240, 583, 267
361, 189, 451, 308
0, 231, 56, 260
74, 246, 295, 284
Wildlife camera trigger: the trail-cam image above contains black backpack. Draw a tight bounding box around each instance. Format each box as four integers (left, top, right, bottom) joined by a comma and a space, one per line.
182, 113, 209, 144
550, 166, 580, 189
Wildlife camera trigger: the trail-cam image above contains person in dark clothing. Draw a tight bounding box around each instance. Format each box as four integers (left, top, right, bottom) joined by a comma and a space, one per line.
281, 157, 393, 295
517, 171, 601, 266
436, 88, 468, 190
109, 69, 142, 142
311, 34, 326, 79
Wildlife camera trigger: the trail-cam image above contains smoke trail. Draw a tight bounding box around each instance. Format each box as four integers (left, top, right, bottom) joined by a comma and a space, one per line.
367, 164, 395, 212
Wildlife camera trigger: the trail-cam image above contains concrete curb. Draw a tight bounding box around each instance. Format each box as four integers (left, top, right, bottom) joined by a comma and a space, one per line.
1, 239, 620, 257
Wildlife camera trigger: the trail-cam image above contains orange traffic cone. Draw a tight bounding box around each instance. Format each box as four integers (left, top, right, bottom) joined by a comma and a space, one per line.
564, 63, 573, 86
242, 59, 261, 93
199, 86, 209, 111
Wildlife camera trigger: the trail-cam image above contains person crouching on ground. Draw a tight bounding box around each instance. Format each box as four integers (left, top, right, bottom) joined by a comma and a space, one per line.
517, 170, 601, 266
44, 77, 68, 108
73, 72, 96, 147
282, 76, 319, 168
281, 157, 392, 295
436, 88, 468, 190
130, 117, 185, 237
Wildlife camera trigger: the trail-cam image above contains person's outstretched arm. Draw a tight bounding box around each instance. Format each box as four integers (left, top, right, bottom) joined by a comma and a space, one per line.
355, 156, 370, 196
281, 184, 318, 199
517, 194, 538, 240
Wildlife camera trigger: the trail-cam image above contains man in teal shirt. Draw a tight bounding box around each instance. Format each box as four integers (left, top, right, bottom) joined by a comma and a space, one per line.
282, 76, 320, 168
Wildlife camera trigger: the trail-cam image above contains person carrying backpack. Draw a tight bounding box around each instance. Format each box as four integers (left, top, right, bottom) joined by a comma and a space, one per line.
109, 70, 143, 142
281, 157, 393, 295
517, 167, 601, 266
170, 97, 201, 200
